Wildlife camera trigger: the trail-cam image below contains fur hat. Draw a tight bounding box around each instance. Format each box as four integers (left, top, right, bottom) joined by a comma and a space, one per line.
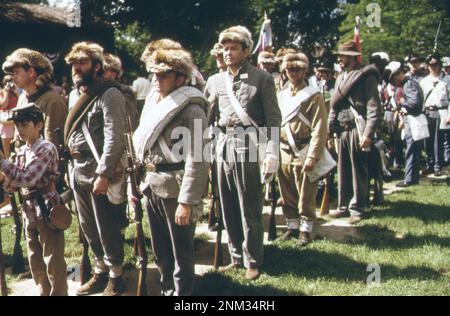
146, 48, 194, 79
210, 43, 224, 57
2, 48, 54, 89
258, 51, 276, 65
141, 39, 183, 65
275, 48, 298, 64
65, 42, 105, 65
219, 26, 254, 52
280, 53, 309, 72
103, 53, 123, 78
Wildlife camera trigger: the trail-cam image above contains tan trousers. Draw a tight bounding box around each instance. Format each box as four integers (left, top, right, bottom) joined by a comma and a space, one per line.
278, 149, 318, 225
25, 219, 68, 296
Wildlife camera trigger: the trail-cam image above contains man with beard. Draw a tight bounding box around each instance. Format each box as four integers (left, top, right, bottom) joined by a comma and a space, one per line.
2, 49, 67, 149
328, 41, 382, 224
64, 42, 127, 296
204, 26, 281, 281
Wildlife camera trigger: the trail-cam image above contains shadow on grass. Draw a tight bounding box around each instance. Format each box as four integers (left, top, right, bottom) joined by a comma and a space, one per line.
262, 245, 442, 282
367, 200, 450, 224
194, 272, 304, 296
354, 225, 450, 250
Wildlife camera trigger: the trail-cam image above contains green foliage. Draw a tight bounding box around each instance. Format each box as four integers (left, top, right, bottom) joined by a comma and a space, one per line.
339, 0, 450, 62
115, 21, 152, 82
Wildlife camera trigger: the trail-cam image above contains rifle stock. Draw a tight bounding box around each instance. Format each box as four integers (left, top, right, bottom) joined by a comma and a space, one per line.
9, 193, 25, 274
320, 175, 330, 216
54, 128, 92, 284
0, 217, 8, 296
125, 116, 148, 296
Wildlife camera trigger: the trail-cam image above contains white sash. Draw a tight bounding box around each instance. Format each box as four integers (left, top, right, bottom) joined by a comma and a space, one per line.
133, 86, 207, 161
279, 86, 320, 126
279, 87, 336, 182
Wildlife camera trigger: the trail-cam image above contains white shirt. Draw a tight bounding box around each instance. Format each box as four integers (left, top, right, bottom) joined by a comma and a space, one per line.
131, 77, 153, 101
420, 74, 449, 110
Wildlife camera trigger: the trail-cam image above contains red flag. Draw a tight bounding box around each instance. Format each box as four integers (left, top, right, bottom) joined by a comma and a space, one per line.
354, 16, 363, 63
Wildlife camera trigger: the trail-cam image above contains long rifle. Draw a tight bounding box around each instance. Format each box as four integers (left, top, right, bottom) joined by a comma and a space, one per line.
54, 128, 91, 284
433, 20, 442, 53
267, 180, 278, 241
0, 217, 8, 296
210, 161, 223, 269
124, 116, 148, 296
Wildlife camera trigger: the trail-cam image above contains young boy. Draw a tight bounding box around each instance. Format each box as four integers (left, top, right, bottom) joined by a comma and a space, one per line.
0, 104, 68, 296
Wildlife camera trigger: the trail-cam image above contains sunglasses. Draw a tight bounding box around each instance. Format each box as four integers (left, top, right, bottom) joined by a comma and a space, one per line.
286, 67, 305, 73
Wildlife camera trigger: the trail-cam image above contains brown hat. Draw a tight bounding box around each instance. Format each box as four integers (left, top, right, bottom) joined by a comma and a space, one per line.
146, 48, 194, 79
335, 41, 361, 56
65, 42, 105, 65
275, 48, 298, 64
210, 43, 224, 57
2, 48, 54, 89
258, 51, 276, 65
280, 53, 309, 71
103, 53, 123, 78
219, 25, 254, 52
141, 39, 183, 65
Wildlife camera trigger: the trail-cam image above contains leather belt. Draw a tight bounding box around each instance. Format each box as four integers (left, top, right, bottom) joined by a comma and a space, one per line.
145, 162, 185, 173
70, 150, 92, 160
338, 121, 356, 131
219, 125, 251, 135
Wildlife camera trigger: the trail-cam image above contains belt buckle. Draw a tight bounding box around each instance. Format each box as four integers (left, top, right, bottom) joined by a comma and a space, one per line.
70, 150, 82, 160
226, 126, 236, 135
146, 163, 157, 173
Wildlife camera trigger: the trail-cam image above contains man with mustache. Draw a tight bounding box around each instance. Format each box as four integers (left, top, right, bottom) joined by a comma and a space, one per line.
64, 42, 127, 296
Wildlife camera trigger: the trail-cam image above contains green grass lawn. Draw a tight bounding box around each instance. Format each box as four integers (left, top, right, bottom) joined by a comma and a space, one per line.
1, 180, 449, 296
194, 181, 450, 296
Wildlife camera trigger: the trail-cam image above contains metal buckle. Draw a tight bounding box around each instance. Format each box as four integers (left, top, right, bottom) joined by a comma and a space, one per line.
146, 163, 157, 173
226, 126, 236, 135
70, 150, 81, 160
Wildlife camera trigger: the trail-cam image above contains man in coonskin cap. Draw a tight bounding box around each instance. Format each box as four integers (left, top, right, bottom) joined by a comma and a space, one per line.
204, 25, 281, 281
0, 104, 68, 296
420, 54, 449, 176
133, 42, 209, 296
257, 51, 277, 75
64, 42, 127, 296
2, 48, 67, 149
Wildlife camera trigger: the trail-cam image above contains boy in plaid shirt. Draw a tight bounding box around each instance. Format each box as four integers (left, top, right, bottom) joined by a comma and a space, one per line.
0, 104, 68, 296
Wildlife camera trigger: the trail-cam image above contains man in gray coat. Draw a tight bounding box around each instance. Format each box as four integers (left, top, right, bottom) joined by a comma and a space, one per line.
204, 26, 281, 281
64, 42, 127, 296
134, 43, 208, 296
328, 41, 382, 224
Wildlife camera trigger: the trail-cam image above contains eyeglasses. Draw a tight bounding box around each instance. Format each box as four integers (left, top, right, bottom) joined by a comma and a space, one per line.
286, 67, 305, 73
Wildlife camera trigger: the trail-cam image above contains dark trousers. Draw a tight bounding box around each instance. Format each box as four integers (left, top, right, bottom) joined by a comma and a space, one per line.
216, 134, 264, 269
404, 119, 421, 184
72, 181, 125, 269
144, 189, 195, 296
337, 128, 369, 216
443, 129, 450, 164
425, 112, 444, 172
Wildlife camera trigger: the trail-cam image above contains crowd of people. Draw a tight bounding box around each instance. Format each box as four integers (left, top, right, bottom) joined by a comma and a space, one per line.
0, 24, 448, 297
